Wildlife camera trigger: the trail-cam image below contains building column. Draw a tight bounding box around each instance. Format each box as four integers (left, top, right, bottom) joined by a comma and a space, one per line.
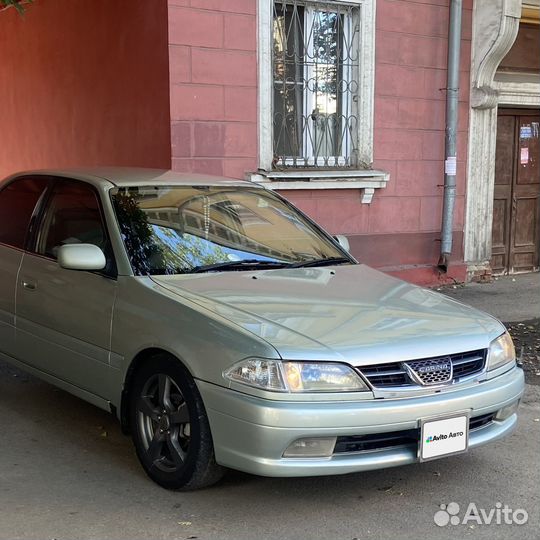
464, 0, 521, 279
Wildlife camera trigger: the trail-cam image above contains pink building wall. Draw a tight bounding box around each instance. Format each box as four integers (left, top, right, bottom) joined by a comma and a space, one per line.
0, 0, 171, 179
167, 0, 473, 284
0, 0, 473, 285
168, 0, 258, 179
279, 0, 473, 284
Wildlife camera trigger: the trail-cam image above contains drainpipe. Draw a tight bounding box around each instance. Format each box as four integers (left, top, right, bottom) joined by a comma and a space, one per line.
438, 0, 463, 272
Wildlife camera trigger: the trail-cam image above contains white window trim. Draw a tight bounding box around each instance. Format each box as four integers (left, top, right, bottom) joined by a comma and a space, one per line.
252, 0, 384, 203
250, 169, 389, 203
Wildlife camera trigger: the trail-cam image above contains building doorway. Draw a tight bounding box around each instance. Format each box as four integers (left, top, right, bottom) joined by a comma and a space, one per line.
491, 109, 540, 274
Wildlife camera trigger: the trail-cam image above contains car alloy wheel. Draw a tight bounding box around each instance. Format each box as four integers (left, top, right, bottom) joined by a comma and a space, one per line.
137, 373, 191, 473
130, 354, 224, 490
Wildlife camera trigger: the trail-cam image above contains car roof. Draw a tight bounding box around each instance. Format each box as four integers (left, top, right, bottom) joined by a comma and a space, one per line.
3, 167, 258, 189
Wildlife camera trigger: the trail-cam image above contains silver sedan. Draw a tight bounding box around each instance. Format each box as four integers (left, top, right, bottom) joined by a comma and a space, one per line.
0, 168, 524, 490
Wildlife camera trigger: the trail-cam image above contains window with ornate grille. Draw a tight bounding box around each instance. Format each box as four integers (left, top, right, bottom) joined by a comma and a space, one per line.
254, 1, 383, 198
272, 0, 360, 169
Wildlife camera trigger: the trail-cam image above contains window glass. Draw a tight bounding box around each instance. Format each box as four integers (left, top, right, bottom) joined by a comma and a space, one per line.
111, 186, 346, 276
0, 177, 48, 249
273, 1, 359, 168
37, 181, 107, 260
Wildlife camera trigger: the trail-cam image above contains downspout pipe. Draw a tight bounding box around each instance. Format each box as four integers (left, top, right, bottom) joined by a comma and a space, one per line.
438, 0, 463, 272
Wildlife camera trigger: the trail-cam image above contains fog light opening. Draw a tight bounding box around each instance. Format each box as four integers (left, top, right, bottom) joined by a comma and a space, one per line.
283, 437, 337, 458
495, 400, 520, 421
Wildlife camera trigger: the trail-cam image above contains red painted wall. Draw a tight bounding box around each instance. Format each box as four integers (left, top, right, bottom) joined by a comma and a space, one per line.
167, 0, 472, 284
168, 0, 258, 178
1, 0, 473, 284
285, 0, 472, 283
0, 0, 171, 179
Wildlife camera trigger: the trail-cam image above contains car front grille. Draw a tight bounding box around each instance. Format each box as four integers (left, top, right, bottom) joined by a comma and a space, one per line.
334, 429, 418, 454
333, 413, 495, 454
358, 349, 487, 389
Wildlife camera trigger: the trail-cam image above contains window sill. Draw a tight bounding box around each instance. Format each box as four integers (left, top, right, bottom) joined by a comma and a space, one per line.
248, 169, 389, 203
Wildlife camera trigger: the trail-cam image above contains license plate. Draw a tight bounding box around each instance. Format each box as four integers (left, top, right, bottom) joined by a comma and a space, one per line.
419, 413, 469, 461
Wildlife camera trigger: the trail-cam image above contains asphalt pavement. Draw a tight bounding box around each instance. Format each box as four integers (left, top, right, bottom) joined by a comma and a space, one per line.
439, 272, 540, 323
0, 272, 539, 540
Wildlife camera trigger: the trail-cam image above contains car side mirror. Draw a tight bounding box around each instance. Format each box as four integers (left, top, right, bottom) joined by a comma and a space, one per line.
333, 235, 350, 253
57, 244, 106, 271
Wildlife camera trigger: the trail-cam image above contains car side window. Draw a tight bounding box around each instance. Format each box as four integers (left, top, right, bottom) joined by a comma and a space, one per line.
36, 180, 114, 274
0, 177, 49, 249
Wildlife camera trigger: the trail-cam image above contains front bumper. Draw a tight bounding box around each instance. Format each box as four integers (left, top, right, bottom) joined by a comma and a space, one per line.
198, 366, 524, 477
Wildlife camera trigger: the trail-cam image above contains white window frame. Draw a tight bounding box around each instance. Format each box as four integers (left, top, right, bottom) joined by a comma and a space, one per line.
253, 0, 386, 201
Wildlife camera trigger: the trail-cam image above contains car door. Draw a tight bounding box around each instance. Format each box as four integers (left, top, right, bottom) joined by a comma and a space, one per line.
0, 176, 50, 360
16, 178, 118, 398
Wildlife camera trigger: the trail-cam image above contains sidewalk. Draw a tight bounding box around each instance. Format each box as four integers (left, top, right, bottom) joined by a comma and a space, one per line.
439, 272, 540, 322
439, 272, 540, 385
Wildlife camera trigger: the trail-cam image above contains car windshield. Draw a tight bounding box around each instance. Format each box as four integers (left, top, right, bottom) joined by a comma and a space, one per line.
110, 185, 350, 275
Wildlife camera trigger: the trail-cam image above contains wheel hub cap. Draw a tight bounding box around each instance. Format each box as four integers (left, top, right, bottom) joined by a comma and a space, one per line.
159, 414, 171, 432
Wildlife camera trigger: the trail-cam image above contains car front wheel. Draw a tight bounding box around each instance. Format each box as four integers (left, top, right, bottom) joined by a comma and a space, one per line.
130, 354, 224, 490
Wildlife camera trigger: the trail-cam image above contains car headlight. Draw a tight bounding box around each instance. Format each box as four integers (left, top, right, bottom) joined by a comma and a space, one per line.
224, 358, 369, 392
487, 332, 515, 371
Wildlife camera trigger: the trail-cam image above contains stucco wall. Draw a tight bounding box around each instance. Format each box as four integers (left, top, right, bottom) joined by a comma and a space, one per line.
285, 0, 472, 281
167, 0, 472, 282
0, 0, 171, 179
168, 0, 258, 178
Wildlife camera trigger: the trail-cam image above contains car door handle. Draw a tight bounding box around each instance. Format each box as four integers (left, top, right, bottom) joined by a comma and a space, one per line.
22, 280, 37, 291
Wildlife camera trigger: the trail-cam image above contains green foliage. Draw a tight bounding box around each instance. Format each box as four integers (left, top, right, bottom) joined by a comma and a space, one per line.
0, 0, 33, 15
153, 225, 226, 272
113, 193, 157, 276
112, 192, 227, 275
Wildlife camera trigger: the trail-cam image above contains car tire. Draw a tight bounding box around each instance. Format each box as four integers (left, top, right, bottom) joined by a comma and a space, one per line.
130, 353, 224, 490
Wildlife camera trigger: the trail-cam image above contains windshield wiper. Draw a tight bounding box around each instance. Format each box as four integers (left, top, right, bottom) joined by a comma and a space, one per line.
189, 256, 352, 273
189, 259, 290, 273
288, 256, 352, 269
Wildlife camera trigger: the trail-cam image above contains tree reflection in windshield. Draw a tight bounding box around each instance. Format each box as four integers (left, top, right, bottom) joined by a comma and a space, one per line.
113, 192, 228, 275
111, 186, 346, 275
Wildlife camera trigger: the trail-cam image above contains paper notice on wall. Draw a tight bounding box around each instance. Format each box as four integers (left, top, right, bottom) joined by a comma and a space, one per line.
445, 156, 457, 176
521, 147, 529, 165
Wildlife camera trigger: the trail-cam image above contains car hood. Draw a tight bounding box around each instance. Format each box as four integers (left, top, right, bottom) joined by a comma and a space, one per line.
151, 265, 504, 365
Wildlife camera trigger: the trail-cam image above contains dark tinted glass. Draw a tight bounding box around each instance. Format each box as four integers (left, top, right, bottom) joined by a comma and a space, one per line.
0, 177, 48, 249
36, 181, 107, 259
